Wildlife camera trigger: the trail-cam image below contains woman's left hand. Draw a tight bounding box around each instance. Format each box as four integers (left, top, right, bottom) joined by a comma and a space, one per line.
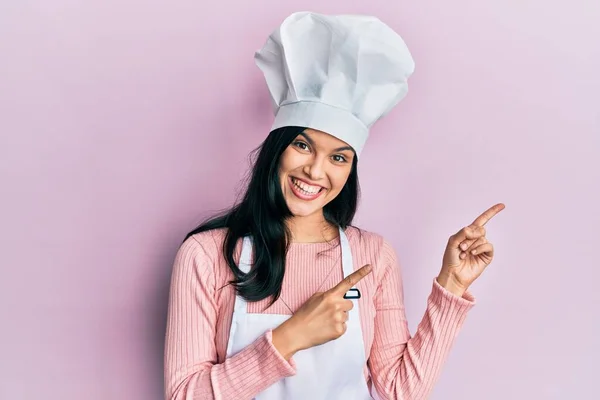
436, 203, 505, 297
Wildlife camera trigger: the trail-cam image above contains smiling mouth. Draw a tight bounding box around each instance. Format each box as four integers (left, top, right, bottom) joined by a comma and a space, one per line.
289, 176, 325, 200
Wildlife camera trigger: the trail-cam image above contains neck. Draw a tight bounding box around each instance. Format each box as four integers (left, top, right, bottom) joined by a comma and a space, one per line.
286, 212, 339, 243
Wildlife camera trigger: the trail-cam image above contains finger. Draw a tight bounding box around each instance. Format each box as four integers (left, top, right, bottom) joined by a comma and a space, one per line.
470, 242, 494, 257
334, 310, 349, 323
471, 203, 505, 227
339, 299, 354, 312
328, 264, 372, 296
459, 238, 487, 258
449, 226, 485, 247
335, 321, 347, 336
461, 237, 487, 252
459, 235, 486, 251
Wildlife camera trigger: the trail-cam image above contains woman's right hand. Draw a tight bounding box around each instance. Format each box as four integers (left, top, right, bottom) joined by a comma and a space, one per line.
272, 264, 372, 360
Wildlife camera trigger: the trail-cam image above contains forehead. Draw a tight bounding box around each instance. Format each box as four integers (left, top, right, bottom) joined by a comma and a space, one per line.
301, 128, 352, 150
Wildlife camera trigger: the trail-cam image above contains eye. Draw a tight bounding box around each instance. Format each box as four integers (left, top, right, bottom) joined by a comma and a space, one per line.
293, 141, 310, 151
332, 154, 348, 163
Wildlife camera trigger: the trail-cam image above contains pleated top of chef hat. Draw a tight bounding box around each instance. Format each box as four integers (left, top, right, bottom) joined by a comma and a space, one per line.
254, 11, 415, 157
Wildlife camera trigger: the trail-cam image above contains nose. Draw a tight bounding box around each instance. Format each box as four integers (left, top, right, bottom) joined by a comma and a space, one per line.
302, 156, 326, 181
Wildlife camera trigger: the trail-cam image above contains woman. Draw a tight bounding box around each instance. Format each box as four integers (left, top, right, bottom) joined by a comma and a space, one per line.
164, 12, 504, 400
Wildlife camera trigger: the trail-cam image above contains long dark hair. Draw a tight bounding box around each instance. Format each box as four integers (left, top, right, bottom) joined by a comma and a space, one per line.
183, 126, 361, 304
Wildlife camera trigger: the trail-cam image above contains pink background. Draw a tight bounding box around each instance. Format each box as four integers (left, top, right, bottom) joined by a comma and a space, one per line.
1, 1, 598, 399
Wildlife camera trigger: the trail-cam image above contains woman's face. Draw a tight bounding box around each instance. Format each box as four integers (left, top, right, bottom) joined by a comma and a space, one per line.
279, 128, 355, 218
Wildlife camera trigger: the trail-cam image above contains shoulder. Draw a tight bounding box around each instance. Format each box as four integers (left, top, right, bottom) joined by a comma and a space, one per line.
185, 227, 228, 255
172, 228, 231, 281
345, 225, 400, 279
345, 225, 396, 257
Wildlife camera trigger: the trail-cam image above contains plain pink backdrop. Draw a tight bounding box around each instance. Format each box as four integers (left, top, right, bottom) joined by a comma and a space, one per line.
1, 1, 598, 399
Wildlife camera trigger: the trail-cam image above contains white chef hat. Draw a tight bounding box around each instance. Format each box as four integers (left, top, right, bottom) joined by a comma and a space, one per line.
254, 11, 415, 157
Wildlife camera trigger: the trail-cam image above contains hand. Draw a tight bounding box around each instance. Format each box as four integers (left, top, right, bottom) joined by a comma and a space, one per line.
437, 203, 505, 297
272, 264, 372, 359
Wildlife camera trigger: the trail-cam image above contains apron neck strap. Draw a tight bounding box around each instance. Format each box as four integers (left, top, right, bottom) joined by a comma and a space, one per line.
338, 227, 354, 278
235, 226, 354, 313
239, 227, 352, 276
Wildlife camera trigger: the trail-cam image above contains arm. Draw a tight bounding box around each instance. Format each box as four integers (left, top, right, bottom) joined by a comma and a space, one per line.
367, 241, 475, 400
164, 237, 296, 400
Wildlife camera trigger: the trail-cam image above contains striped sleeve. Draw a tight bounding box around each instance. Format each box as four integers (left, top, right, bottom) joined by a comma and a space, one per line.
367, 240, 475, 399
163, 237, 296, 400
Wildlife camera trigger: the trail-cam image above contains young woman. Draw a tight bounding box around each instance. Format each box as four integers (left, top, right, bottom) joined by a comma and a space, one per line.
164, 12, 504, 400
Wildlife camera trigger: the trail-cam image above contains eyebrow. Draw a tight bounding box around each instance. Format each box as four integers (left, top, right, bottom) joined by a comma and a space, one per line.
299, 132, 354, 152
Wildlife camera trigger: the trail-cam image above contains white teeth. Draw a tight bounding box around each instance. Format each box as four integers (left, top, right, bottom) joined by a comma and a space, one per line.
292, 178, 321, 195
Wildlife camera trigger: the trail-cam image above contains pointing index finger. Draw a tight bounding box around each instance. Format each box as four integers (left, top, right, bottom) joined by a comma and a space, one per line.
472, 203, 505, 227
328, 264, 372, 296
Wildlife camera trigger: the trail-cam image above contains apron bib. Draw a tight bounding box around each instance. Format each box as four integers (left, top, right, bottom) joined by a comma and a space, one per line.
225, 227, 375, 399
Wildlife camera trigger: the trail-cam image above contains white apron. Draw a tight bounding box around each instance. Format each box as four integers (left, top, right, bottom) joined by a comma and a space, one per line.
225, 227, 375, 399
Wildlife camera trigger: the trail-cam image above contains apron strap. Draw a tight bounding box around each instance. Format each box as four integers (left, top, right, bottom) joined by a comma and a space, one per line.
238, 228, 354, 302
338, 227, 354, 279
239, 236, 253, 274
225, 236, 252, 356
339, 227, 362, 321
233, 236, 253, 316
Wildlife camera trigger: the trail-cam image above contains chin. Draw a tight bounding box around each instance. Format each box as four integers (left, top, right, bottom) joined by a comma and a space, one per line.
286, 200, 323, 217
